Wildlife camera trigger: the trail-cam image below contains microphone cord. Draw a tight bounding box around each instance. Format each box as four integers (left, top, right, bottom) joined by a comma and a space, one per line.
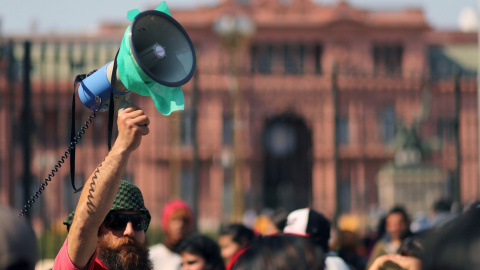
19, 69, 100, 217
19, 111, 97, 216
19, 53, 119, 217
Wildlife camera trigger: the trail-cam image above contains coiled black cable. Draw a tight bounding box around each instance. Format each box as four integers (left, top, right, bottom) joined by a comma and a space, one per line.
19, 112, 96, 216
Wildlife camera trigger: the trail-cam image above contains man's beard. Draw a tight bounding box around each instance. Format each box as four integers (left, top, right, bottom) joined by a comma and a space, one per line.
97, 234, 153, 270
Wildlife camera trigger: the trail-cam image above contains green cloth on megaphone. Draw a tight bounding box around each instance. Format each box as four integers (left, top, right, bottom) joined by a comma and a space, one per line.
126, 1, 171, 20
117, 1, 184, 116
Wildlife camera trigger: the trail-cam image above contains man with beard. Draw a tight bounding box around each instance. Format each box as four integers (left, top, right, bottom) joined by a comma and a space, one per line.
54, 107, 152, 270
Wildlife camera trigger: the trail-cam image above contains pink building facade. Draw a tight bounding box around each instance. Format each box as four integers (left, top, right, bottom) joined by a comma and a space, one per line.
0, 0, 478, 232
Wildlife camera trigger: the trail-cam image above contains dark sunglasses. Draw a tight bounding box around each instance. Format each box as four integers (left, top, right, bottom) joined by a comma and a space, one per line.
103, 212, 150, 231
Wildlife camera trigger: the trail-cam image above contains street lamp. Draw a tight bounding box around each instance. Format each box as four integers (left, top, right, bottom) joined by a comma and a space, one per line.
214, 13, 255, 222
213, 14, 256, 51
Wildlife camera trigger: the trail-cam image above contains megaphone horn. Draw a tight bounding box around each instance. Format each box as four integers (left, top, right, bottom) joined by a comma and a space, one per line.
77, 8, 196, 114
130, 10, 196, 87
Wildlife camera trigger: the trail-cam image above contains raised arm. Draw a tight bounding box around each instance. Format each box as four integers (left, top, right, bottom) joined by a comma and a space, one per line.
67, 107, 150, 268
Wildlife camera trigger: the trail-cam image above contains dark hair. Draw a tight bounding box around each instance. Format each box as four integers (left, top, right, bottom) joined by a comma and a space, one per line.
177, 234, 225, 270
233, 234, 325, 270
220, 223, 256, 246
378, 260, 406, 270
421, 207, 480, 270
375, 216, 387, 240
387, 206, 410, 223
433, 199, 452, 213
399, 237, 424, 258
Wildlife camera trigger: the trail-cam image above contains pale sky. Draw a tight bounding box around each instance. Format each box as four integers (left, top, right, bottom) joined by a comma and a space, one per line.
0, 0, 478, 36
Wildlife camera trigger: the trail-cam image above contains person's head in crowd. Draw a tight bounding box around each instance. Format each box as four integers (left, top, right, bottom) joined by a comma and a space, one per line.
253, 208, 289, 236
384, 206, 411, 243
252, 215, 272, 235
366, 206, 413, 269
333, 229, 368, 270
283, 208, 331, 252
63, 180, 152, 270
161, 199, 195, 252
219, 223, 256, 264
0, 206, 38, 270
178, 234, 225, 270
232, 234, 325, 270
421, 206, 480, 270
432, 199, 452, 213
427, 199, 458, 229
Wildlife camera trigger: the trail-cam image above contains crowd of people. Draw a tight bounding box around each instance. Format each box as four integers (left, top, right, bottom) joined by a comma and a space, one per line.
2, 106, 480, 270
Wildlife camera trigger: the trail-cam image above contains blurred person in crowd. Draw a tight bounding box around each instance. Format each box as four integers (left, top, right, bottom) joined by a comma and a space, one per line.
252, 215, 271, 235
253, 208, 288, 236
150, 199, 195, 270
421, 205, 480, 270
331, 214, 369, 270
361, 216, 386, 259
178, 234, 225, 270
409, 211, 430, 233
332, 230, 367, 270
283, 208, 350, 270
428, 199, 457, 229
242, 209, 257, 229
369, 236, 424, 270
54, 107, 153, 270
0, 205, 38, 270
219, 223, 256, 269
252, 208, 271, 235
367, 206, 413, 268
232, 234, 325, 270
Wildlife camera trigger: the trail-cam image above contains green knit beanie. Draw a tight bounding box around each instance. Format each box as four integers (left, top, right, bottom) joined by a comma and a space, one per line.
63, 180, 150, 231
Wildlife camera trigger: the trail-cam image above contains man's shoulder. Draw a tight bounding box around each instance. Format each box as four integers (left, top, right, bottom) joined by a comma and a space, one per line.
54, 237, 102, 270
149, 243, 168, 253
149, 243, 179, 259
149, 243, 181, 269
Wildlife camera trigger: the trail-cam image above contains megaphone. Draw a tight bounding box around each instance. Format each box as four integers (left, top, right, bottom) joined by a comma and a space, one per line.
77, 3, 196, 114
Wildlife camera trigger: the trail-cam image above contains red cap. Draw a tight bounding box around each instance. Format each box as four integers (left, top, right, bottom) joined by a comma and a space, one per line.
161, 199, 194, 231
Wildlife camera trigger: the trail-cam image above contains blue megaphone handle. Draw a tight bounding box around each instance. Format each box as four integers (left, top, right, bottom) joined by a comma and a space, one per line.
77, 61, 128, 112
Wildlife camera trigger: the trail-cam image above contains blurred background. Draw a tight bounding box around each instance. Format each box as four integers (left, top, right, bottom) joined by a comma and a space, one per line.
0, 0, 478, 268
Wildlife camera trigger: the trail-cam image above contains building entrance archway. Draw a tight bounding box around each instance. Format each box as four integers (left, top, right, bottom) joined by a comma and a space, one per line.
262, 114, 312, 212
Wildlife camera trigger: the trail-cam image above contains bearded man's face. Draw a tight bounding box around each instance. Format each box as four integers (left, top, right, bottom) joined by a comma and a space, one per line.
97, 211, 152, 270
